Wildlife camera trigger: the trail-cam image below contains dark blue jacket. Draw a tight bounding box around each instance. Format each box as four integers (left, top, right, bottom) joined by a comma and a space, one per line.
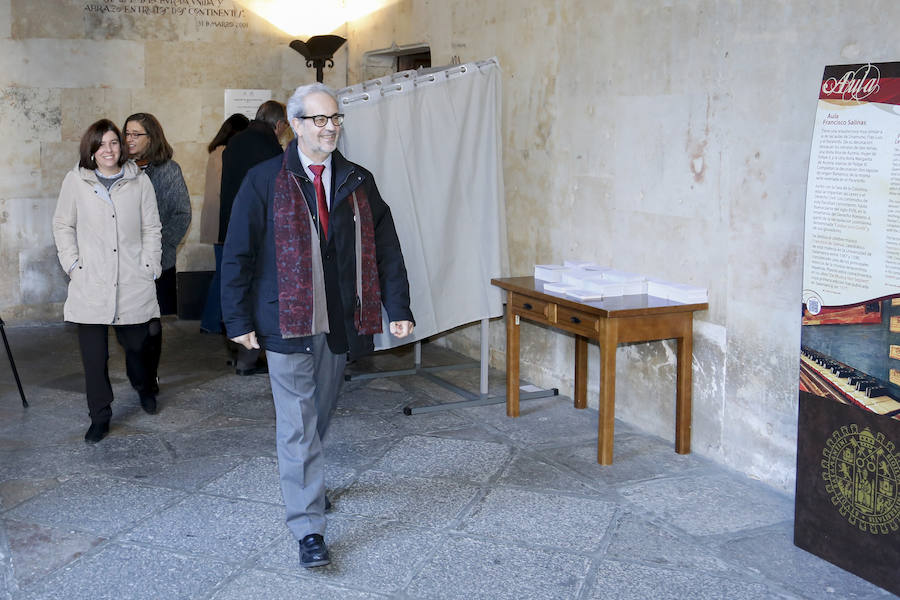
221, 140, 413, 358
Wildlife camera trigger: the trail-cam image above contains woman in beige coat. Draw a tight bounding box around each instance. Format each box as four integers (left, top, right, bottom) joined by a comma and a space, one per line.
53, 119, 162, 443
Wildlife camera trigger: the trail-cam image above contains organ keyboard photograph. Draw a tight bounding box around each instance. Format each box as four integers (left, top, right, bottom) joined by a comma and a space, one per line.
800, 346, 900, 419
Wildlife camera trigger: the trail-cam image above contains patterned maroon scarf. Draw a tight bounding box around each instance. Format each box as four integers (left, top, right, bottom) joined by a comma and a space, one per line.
350, 187, 382, 335
273, 153, 381, 338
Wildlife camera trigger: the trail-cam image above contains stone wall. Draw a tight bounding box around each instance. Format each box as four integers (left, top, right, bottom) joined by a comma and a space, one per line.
343, 0, 900, 493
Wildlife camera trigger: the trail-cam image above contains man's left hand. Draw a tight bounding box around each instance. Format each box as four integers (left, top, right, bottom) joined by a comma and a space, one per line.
389, 320, 414, 338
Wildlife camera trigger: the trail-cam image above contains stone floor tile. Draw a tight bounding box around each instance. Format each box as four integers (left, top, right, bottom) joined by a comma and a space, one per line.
4, 475, 183, 536
0, 521, 14, 600
457, 487, 617, 552
371, 434, 512, 483
324, 462, 358, 496
337, 387, 412, 413
113, 404, 210, 434
0, 479, 61, 512
405, 536, 590, 600
585, 559, 789, 600
717, 527, 897, 599
605, 509, 736, 574
202, 456, 282, 504
0, 406, 83, 450
257, 515, 441, 594
544, 433, 704, 486
101, 455, 247, 491
336, 470, 480, 527
325, 412, 403, 445
160, 424, 276, 461
322, 437, 396, 471
0, 446, 91, 482
495, 450, 606, 494
210, 568, 388, 600
465, 395, 600, 448
218, 390, 277, 421
20, 543, 233, 600
121, 493, 284, 562
384, 406, 476, 434
619, 472, 794, 536
4, 519, 104, 588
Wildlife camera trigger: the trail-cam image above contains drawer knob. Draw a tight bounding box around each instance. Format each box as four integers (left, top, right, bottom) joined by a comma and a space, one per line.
570, 316, 581, 324
523, 302, 533, 310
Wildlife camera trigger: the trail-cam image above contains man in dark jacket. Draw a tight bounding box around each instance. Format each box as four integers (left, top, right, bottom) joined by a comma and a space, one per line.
218, 100, 287, 374
221, 83, 414, 569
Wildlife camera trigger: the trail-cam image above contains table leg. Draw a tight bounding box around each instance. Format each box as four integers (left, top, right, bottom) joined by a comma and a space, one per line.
675, 326, 693, 454
574, 335, 587, 409
598, 322, 617, 464
506, 293, 520, 418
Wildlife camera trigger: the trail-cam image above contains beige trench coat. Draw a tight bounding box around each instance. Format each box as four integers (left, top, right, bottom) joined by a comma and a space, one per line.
199, 145, 223, 245
53, 161, 163, 325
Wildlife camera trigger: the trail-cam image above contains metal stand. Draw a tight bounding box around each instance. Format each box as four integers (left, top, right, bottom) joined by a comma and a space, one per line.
345, 319, 557, 414
0, 316, 28, 407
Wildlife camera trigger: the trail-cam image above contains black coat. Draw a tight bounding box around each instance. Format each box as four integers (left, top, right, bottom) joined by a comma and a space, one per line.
217, 120, 283, 243
220, 140, 413, 359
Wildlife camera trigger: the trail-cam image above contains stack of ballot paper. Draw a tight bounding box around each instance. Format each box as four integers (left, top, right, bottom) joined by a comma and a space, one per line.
565, 288, 605, 301
646, 279, 708, 303
534, 263, 705, 304
534, 264, 568, 282
542, 281, 578, 294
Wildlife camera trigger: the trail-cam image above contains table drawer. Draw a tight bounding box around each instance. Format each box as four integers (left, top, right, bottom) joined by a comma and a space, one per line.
511, 294, 552, 324
556, 305, 601, 336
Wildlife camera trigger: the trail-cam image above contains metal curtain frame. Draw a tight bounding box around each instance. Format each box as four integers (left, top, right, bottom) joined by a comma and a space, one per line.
345, 319, 557, 414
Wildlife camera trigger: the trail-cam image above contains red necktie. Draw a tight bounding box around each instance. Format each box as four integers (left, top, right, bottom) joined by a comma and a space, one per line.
309, 164, 328, 238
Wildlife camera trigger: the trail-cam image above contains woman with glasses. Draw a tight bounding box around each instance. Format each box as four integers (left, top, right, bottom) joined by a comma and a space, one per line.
53, 119, 162, 443
123, 113, 191, 314
123, 113, 191, 404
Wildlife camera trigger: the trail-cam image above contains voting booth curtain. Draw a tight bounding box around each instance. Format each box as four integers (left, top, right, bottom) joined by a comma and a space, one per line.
337, 58, 509, 350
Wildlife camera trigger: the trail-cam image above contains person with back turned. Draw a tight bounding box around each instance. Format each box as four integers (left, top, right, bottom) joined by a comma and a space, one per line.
221, 83, 414, 568
218, 100, 288, 375
199, 113, 250, 334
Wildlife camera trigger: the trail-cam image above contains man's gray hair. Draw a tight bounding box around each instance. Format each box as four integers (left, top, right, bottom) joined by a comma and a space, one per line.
286, 83, 339, 121
254, 100, 286, 130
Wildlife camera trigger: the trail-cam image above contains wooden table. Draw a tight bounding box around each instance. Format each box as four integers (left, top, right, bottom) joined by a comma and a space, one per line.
491, 276, 708, 465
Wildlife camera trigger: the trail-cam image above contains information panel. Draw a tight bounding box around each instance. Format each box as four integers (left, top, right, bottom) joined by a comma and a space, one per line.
797, 62, 900, 596
803, 63, 900, 311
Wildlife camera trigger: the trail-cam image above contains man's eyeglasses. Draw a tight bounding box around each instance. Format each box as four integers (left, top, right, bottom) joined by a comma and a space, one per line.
124, 132, 149, 139
299, 114, 344, 127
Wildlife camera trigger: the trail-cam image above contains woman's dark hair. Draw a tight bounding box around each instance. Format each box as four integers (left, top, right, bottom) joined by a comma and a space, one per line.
208, 113, 250, 153
78, 119, 127, 170
123, 112, 173, 165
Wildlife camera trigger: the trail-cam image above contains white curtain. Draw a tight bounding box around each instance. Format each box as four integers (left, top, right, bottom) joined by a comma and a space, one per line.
337, 58, 509, 350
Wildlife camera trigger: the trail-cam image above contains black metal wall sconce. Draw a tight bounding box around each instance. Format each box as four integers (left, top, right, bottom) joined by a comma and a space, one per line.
289, 35, 347, 83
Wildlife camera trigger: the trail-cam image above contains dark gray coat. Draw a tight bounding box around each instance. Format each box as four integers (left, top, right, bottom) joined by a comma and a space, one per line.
144, 159, 191, 270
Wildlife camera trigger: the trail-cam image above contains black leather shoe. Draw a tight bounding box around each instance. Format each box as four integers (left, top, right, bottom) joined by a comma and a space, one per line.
84, 421, 109, 444
235, 364, 268, 376
140, 395, 157, 414
299, 534, 330, 568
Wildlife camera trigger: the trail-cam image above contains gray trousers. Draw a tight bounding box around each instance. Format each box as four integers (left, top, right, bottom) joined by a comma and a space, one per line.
266, 334, 346, 540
